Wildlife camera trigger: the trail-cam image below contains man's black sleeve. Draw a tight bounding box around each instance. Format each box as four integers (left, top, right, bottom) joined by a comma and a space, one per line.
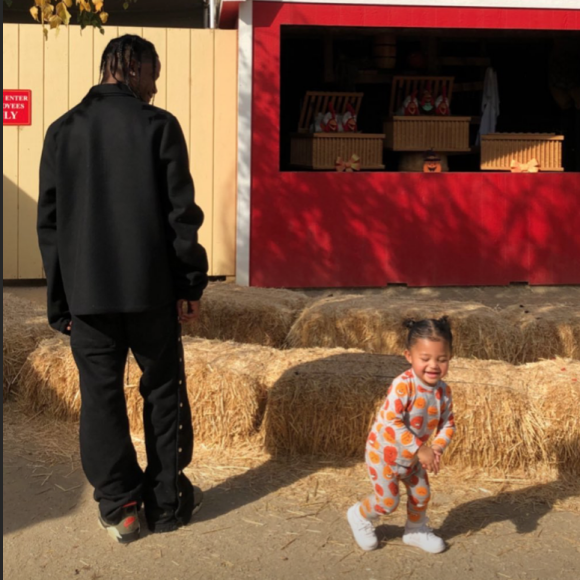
37, 124, 71, 334
160, 115, 209, 301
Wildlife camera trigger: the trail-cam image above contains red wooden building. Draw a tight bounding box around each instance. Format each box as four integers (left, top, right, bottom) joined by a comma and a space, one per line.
220, 0, 580, 288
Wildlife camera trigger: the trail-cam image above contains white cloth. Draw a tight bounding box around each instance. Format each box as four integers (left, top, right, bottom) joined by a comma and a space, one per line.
477, 67, 500, 145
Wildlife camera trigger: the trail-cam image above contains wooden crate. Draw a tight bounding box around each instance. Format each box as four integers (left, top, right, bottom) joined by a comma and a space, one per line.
290, 92, 385, 170
481, 133, 564, 172
384, 76, 471, 152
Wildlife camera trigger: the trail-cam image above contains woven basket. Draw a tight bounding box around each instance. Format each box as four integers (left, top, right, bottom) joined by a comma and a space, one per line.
481, 133, 564, 171
289, 92, 385, 170
384, 76, 471, 152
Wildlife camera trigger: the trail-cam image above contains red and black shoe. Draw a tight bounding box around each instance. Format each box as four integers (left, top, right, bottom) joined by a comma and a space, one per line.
98, 502, 141, 544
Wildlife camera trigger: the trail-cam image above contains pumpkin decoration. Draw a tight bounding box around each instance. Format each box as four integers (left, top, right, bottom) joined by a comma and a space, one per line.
423, 150, 443, 173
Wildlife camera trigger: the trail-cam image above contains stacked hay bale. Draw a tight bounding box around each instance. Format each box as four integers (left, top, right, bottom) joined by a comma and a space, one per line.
287, 296, 521, 362
17, 336, 281, 448
126, 338, 280, 446
444, 360, 546, 472
182, 283, 310, 348
10, 285, 580, 478
261, 349, 408, 457
3, 293, 54, 400
16, 333, 580, 476
501, 304, 580, 363
17, 335, 81, 419
262, 353, 580, 476
523, 359, 580, 475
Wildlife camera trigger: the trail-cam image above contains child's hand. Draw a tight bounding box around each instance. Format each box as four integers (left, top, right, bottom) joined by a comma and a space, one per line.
431, 445, 444, 473
418, 446, 440, 475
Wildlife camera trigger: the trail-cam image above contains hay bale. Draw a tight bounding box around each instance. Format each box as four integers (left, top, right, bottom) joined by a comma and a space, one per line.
287, 296, 520, 362
262, 348, 409, 457
18, 336, 280, 448
17, 335, 81, 420
182, 283, 310, 348
3, 293, 54, 400
522, 359, 580, 475
501, 304, 580, 363
126, 338, 280, 446
444, 360, 547, 472
263, 353, 580, 476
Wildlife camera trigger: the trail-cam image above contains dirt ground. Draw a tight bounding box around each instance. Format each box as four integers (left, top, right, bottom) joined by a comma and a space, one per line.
3, 404, 580, 580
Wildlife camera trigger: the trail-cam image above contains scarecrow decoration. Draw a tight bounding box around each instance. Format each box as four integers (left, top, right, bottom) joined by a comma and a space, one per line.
403, 90, 420, 116
435, 87, 450, 116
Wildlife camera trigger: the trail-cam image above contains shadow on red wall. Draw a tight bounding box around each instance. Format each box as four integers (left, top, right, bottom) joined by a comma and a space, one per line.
248, 3, 580, 288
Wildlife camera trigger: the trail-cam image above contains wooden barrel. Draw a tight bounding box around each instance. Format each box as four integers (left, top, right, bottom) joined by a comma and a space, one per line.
373, 34, 396, 69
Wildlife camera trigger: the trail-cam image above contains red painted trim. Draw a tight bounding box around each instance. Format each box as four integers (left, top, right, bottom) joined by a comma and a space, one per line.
219, 2, 241, 29
253, 3, 580, 29
250, 2, 580, 287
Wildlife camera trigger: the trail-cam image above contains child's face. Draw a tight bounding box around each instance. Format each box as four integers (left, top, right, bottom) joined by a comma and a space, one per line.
405, 338, 451, 386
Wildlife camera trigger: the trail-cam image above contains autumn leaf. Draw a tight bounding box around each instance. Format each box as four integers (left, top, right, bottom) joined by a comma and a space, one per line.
64, 0, 73, 7
30, 6, 41, 22
77, 0, 92, 12
94, 1, 104, 12
56, 2, 72, 25
49, 15, 63, 29
100, 12, 109, 24
42, 4, 55, 20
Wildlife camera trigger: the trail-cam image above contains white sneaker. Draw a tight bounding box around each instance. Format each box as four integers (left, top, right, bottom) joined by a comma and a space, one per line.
347, 504, 379, 551
403, 521, 446, 554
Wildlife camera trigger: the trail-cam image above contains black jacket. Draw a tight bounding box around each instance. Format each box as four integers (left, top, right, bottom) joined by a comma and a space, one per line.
37, 83, 208, 333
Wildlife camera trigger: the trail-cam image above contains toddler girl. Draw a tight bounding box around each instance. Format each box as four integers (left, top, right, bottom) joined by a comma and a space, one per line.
347, 317, 456, 554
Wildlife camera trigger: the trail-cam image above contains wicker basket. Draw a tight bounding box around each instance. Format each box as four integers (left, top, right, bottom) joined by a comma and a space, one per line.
480, 133, 564, 172
289, 92, 385, 170
384, 76, 471, 152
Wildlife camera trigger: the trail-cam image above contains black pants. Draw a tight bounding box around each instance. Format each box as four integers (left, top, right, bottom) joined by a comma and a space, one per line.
71, 305, 195, 533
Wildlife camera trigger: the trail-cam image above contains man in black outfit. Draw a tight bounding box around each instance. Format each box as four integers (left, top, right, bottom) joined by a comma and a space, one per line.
37, 35, 208, 543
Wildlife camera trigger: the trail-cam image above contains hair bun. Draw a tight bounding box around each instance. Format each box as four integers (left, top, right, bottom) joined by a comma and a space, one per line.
436, 315, 451, 329
403, 319, 416, 330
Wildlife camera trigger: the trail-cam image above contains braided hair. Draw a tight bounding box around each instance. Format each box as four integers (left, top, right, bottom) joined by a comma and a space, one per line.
403, 316, 453, 352
99, 35, 159, 87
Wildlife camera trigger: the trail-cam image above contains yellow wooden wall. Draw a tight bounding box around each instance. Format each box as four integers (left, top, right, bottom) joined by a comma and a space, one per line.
2, 24, 237, 280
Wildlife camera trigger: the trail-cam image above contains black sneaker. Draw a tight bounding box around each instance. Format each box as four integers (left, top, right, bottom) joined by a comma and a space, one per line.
147, 486, 204, 534
98, 502, 140, 544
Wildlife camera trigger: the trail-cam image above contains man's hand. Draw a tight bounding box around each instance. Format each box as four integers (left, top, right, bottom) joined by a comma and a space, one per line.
177, 300, 201, 324
418, 446, 440, 475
